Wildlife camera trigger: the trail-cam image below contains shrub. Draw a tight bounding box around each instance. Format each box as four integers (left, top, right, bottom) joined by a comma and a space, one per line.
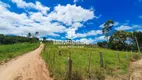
89, 69, 105, 80
130, 53, 141, 62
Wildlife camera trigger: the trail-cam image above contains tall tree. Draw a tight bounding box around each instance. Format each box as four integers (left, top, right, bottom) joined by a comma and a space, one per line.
133, 31, 142, 53
35, 32, 39, 38
102, 20, 114, 47
109, 31, 134, 51
27, 33, 32, 38
43, 37, 46, 42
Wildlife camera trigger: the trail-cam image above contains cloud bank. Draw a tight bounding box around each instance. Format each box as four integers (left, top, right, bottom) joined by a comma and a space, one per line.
0, 0, 98, 40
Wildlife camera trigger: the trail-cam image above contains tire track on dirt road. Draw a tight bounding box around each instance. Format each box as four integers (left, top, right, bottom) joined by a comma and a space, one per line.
0, 44, 52, 80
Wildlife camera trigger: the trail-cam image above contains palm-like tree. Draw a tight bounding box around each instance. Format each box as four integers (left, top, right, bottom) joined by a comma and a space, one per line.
35, 32, 39, 38
43, 37, 46, 41
102, 20, 114, 48
35, 32, 39, 35
27, 32, 31, 38
102, 20, 114, 42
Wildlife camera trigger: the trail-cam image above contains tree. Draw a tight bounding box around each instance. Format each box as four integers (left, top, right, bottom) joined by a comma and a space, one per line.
97, 41, 107, 48
0, 34, 39, 44
97, 30, 142, 51
27, 33, 32, 38
0, 34, 4, 44
102, 20, 114, 47
43, 37, 46, 42
35, 32, 39, 38
108, 31, 134, 51
133, 31, 142, 53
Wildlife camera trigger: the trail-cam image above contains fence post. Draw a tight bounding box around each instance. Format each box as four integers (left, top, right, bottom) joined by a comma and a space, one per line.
126, 51, 128, 59
135, 36, 141, 54
117, 53, 120, 63
68, 57, 72, 80
130, 50, 133, 58
48, 50, 50, 60
53, 52, 55, 61
88, 52, 92, 78
99, 52, 104, 67
58, 50, 61, 56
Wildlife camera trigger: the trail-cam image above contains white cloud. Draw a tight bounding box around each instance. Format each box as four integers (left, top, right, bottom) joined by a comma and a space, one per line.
0, 1, 97, 40
48, 4, 95, 26
95, 36, 106, 41
0, 1, 66, 37
133, 25, 142, 28
48, 4, 95, 39
75, 35, 106, 44
0, 1, 10, 8
99, 23, 104, 28
76, 38, 94, 44
115, 24, 142, 32
74, 0, 78, 3
74, 0, 84, 3
133, 25, 142, 32
65, 29, 102, 39
75, 30, 102, 38
115, 25, 132, 31
11, 0, 50, 14
66, 28, 76, 39
114, 22, 119, 26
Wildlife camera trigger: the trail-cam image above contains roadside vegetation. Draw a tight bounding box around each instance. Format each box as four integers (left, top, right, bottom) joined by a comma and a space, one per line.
0, 43, 39, 63
42, 42, 141, 80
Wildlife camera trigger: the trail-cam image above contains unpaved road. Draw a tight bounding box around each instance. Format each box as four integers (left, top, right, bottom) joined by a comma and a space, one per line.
130, 59, 142, 80
0, 44, 52, 80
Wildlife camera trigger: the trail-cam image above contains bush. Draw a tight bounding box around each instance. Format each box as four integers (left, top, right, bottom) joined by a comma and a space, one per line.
88, 69, 105, 80
64, 70, 83, 80
130, 53, 141, 62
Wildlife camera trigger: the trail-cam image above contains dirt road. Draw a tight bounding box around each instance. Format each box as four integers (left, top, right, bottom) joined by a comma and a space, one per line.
130, 59, 142, 80
0, 44, 52, 80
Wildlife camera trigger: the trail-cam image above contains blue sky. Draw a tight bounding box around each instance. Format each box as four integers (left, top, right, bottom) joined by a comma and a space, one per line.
0, 0, 142, 44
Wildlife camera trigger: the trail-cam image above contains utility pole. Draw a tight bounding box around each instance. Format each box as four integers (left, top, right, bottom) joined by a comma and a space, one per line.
132, 32, 141, 53
135, 36, 141, 53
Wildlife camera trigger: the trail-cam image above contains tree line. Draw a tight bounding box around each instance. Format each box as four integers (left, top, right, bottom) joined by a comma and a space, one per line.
0, 32, 39, 44
97, 20, 142, 52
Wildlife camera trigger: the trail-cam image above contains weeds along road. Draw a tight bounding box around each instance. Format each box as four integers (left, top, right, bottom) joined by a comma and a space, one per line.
0, 44, 52, 80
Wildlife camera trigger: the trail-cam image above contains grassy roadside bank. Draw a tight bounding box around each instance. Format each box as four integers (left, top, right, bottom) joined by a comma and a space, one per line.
41, 43, 141, 80
0, 42, 39, 63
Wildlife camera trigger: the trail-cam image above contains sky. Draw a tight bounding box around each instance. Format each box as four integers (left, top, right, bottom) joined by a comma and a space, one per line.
0, 0, 142, 44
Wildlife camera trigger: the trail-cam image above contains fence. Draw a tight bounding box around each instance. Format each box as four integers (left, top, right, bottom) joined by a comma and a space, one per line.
44, 48, 141, 80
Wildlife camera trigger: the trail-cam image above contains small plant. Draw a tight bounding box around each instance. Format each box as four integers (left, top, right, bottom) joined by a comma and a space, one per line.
8, 54, 14, 59
89, 69, 105, 80
130, 53, 141, 62
71, 70, 83, 80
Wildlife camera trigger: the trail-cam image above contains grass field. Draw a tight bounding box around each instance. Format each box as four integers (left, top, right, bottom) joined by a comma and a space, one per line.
0, 43, 39, 62
42, 43, 141, 80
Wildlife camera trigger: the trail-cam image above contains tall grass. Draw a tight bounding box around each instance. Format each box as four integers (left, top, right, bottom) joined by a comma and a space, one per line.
0, 43, 39, 62
42, 43, 139, 80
